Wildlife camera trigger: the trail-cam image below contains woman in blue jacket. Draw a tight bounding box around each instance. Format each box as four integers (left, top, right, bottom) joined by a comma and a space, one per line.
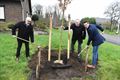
83, 21, 105, 68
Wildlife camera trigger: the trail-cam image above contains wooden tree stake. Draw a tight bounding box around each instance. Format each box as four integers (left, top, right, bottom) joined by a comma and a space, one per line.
48, 14, 52, 61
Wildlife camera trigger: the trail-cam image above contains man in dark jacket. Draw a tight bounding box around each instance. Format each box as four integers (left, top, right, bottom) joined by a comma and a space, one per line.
64, 19, 86, 56
83, 21, 105, 68
12, 17, 34, 62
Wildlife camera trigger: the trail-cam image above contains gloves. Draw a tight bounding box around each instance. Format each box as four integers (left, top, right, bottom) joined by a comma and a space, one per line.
31, 42, 34, 43
60, 25, 65, 29
12, 35, 16, 38
86, 45, 89, 49
101, 31, 104, 34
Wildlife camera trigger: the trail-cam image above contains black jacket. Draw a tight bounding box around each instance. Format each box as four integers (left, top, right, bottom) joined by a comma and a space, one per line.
64, 23, 86, 43
12, 21, 34, 42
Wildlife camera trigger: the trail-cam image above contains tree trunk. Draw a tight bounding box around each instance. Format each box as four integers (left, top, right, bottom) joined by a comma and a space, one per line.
110, 18, 113, 31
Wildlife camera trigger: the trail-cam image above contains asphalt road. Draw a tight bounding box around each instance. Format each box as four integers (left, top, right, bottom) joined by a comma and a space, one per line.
102, 34, 120, 45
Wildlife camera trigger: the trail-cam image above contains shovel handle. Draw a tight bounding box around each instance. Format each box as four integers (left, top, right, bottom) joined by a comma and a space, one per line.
85, 48, 89, 71
78, 47, 87, 57
13, 36, 30, 43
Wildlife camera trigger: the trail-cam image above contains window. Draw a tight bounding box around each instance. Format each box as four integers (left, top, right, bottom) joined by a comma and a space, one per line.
0, 5, 5, 21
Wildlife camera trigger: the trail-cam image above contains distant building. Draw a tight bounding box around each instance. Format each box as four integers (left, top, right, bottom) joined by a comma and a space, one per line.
0, 0, 32, 22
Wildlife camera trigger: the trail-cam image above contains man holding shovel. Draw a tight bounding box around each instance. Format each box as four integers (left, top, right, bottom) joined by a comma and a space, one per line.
83, 21, 105, 68
64, 19, 86, 58
12, 17, 34, 62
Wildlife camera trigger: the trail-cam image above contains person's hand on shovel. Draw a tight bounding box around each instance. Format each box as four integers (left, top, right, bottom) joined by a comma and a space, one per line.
31, 41, 34, 44
12, 35, 16, 38
86, 45, 89, 49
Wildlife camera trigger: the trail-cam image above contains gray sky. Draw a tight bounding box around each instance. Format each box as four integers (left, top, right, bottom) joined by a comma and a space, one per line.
31, 0, 119, 20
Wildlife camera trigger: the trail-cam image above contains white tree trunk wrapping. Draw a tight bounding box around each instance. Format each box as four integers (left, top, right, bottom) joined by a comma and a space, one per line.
116, 20, 120, 34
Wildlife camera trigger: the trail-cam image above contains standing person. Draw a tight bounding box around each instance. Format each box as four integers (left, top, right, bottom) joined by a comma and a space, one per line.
83, 21, 105, 68
64, 19, 86, 57
12, 17, 34, 62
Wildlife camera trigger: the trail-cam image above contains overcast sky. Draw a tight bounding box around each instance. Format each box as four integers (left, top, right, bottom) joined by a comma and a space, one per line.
31, 0, 119, 20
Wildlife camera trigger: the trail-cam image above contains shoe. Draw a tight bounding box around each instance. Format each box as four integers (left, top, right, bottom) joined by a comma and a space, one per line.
16, 57, 19, 63
77, 56, 81, 62
96, 61, 99, 64
70, 52, 74, 57
87, 64, 95, 69
27, 57, 30, 61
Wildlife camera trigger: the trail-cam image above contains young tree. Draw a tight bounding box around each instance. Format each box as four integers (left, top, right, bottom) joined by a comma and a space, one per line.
58, 0, 72, 61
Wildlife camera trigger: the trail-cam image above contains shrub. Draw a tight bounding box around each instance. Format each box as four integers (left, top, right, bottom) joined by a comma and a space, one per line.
0, 22, 15, 32
8, 24, 15, 29
32, 14, 39, 22
81, 17, 96, 24
35, 20, 47, 30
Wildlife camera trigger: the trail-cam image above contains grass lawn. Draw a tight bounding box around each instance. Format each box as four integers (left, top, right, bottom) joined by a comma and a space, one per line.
104, 29, 120, 35
0, 29, 120, 80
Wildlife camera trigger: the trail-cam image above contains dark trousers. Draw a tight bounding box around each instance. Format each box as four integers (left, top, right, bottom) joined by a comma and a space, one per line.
71, 38, 81, 54
16, 40, 29, 58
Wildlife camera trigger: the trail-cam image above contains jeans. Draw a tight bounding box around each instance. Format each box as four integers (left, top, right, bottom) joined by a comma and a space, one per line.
92, 46, 99, 65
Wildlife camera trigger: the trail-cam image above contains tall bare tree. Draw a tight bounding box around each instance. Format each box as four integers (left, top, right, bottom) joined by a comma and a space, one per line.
33, 4, 43, 18
104, 1, 120, 31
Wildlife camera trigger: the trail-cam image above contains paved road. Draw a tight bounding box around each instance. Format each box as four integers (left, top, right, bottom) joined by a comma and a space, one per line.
102, 34, 120, 45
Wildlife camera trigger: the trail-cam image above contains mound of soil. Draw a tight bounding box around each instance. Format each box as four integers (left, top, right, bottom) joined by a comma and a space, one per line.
28, 48, 96, 80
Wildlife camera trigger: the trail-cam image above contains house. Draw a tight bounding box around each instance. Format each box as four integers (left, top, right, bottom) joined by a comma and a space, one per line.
0, 0, 32, 22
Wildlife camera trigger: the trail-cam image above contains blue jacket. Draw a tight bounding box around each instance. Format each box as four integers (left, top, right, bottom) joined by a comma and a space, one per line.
87, 24, 105, 46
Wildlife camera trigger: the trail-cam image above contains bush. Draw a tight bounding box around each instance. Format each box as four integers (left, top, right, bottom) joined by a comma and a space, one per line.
0, 22, 15, 32
81, 17, 96, 25
35, 20, 47, 30
8, 24, 15, 29
32, 14, 39, 22
101, 22, 110, 29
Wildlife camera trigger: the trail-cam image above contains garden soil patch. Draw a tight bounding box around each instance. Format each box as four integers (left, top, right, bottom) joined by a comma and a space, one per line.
28, 48, 96, 80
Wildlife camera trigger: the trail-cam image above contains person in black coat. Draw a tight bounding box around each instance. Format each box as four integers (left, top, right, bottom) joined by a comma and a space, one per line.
64, 19, 86, 56
12, 17, 34, 62
83, 21, 105, 68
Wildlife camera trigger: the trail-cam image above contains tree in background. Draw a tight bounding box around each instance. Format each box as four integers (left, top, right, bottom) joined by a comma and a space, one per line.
33, 4, 43, 19
53, 5, 62, 27
81, 17, 96, 25
104, 1, 120, 31
31, 14, 39, 27
89, 18, 96, 24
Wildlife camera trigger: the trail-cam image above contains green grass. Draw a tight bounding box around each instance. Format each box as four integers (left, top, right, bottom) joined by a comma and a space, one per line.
97, 43, 120, 80
0, 29, 120, 80
104, 29, 120, 35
